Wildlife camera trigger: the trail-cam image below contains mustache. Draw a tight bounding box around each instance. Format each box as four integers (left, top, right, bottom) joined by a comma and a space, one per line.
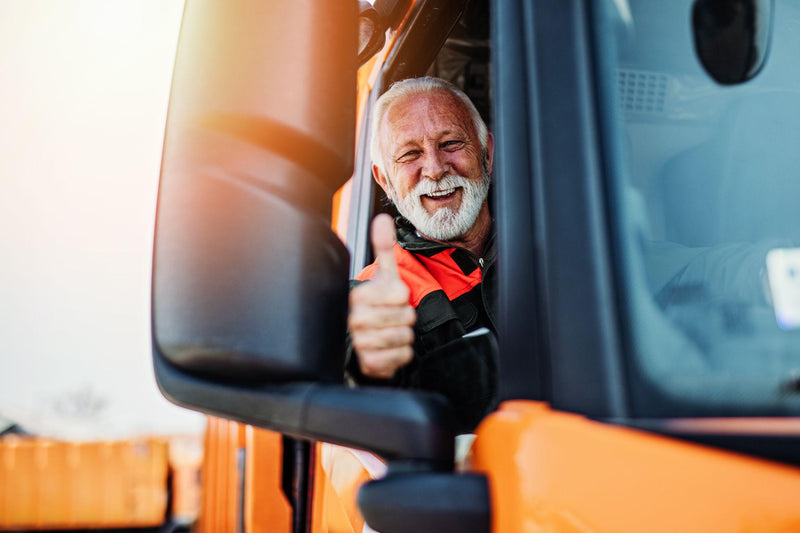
413, 174, 470, 196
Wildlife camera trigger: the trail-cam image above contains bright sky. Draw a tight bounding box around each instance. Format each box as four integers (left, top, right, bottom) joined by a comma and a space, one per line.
0, 1, 204, 439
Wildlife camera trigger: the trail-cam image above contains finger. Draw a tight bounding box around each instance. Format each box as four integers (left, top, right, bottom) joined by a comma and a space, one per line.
349, 278, 410, 307
358, 346, 414, 379
351, 325, 415, 351
348, 303, 416, 330
371, 214, 399, 280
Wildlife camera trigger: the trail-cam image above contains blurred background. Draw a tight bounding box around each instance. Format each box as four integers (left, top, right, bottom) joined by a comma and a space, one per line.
0, 0, 202, 441
0, 2, 210, 529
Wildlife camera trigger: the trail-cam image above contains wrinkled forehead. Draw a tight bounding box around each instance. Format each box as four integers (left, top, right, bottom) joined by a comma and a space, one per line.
380, 89, 475, 147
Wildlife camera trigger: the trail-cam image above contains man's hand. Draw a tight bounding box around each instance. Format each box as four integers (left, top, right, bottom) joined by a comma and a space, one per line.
348, 214, 417, 379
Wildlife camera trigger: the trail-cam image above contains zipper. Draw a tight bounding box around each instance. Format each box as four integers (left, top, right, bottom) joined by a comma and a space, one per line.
402, 231, 497, 331
468, 251, 496, 333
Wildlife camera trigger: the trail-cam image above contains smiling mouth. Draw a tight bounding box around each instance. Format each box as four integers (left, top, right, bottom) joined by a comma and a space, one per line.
423, 187, 459, 200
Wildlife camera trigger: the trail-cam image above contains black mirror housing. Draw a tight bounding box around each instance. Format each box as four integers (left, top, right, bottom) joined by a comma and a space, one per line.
150, 3, 489, 529
152, 0, 357, 383
153, 179, 350, 383
151, 0, 459, 476
153, 351, 456, 466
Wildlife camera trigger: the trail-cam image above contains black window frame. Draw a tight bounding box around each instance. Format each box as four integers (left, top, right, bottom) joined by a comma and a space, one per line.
346, 0, 470, 276
492, 0, 628, 415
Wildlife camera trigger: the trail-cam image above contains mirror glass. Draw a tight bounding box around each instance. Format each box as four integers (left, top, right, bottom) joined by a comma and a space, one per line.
358, 12, 386, 65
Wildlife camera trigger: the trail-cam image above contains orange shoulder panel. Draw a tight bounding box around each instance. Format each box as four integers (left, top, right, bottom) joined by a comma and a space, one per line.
354, 244, 442, 308
416, 249, 482, 302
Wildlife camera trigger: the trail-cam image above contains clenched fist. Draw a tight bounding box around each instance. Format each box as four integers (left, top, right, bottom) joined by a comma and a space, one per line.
348, 214, 417, 379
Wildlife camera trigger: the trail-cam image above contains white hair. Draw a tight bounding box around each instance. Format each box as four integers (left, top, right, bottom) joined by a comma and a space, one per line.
369, 76, 489, 178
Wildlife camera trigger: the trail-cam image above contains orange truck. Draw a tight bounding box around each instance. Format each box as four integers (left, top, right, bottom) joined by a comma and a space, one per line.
152, 0, 800, 532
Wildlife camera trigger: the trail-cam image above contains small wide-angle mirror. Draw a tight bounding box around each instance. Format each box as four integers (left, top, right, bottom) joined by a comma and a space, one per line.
358, 1, 386, 65
692, 0, 773, 84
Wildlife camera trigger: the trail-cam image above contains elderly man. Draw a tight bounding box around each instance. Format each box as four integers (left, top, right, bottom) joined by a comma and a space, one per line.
346, 77, 497, 432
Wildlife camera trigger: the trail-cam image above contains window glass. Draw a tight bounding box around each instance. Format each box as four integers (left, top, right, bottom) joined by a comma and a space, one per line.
600, 0, 800, 415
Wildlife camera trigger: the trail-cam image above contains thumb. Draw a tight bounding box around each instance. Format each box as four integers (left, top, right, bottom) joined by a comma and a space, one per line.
371, 214, 399, 280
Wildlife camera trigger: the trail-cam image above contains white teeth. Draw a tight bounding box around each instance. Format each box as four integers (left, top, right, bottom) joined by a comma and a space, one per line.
425, 188, 456, 198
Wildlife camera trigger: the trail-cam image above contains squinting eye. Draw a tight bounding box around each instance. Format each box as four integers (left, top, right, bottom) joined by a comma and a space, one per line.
442, 140, 464, 150
397, 150, 420, 162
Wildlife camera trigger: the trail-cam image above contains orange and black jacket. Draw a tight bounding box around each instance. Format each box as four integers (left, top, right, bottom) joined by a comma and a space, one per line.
345, 217, 498, 432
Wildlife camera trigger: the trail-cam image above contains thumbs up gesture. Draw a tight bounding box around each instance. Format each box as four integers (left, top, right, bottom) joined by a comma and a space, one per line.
348, 214, 417, 379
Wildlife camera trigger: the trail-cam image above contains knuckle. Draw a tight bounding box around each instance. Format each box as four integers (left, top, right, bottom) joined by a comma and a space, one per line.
380, 307, 406, 328
360, 356, 390, 378
351, 335, 367, 351
358, 345, 414, 378
351, 329, 375, 350
385, 327, 410, 348
347, 310, 360, 329
349, 285, 368, 305
398, 346, 414, 365
347, 308, 370, 330
404, 306, 417, 325
359, 360, 377, 376
393, 281, 411, 300
379, 279, 408, 302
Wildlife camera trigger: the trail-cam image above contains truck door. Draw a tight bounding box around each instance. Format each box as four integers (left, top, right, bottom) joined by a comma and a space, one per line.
477, 0, 800, 530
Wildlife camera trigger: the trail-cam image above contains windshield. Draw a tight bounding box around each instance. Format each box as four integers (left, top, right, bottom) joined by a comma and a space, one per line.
599, 0, 800, 415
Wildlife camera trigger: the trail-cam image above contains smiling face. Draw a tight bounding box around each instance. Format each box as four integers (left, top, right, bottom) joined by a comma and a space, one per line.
373, 89, 494, 244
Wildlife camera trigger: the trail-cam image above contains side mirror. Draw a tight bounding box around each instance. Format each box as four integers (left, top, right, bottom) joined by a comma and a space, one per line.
151, 0, 458, 467
153, 0, 356, 384
358, 1, 386, 66
357, 0, 415, 66
152, 3, 492, 531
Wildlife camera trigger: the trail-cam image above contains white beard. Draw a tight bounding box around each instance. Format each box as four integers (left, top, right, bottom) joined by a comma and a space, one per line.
388, 172, 491, 241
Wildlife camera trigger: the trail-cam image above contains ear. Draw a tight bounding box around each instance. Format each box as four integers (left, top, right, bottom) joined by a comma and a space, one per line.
484, 132, 495, 174
372, 164, 393, 200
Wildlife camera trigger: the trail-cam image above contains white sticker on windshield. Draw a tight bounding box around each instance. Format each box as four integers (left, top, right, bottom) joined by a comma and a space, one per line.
766, 248, 800, 330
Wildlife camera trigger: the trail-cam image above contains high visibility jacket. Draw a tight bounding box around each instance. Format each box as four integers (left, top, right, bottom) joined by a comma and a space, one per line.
346, 217, 497, 433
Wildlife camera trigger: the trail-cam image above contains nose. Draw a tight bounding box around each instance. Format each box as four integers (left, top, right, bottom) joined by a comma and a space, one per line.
420, 150, 448, 181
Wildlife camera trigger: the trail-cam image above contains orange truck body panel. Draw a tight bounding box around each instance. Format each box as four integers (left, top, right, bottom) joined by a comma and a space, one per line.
198, 417, 292, 533
0, 436, 169, 530
199, 418, 379, 533
197, 417, 245, 533
244, 425, 292, 533
311, 444, 386, 533
471, 401, 800, 533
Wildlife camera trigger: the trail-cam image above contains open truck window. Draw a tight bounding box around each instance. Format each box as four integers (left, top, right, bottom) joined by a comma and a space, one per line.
346, 0, 492, 275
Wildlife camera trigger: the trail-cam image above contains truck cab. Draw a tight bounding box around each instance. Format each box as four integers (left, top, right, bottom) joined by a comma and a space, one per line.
152, 0, 800, 531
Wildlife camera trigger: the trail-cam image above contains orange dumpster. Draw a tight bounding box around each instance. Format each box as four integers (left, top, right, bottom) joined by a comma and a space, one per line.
0, 436, 169, 530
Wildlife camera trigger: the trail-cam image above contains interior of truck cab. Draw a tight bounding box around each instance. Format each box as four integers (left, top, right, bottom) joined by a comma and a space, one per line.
603, 0, 800, 418
347, 0, 493, 274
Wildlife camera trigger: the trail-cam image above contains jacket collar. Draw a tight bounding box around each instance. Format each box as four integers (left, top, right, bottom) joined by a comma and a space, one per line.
395, 216, 497, 264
